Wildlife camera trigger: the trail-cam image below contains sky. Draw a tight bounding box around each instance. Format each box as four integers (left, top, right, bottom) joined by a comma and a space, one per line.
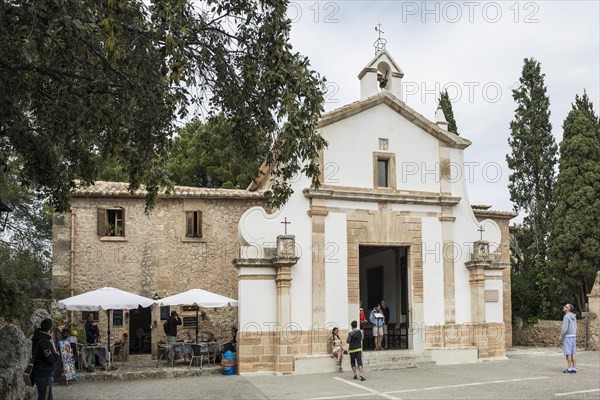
287, 0, 600, 219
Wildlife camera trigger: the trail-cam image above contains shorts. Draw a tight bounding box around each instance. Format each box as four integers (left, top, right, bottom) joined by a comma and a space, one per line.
563, 336, 576, 356
350, 351, 363, 367
373, 326, 384, 336
382, 325, 388, 335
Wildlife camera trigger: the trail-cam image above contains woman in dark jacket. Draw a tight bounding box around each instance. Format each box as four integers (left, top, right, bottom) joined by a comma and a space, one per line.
32, 318, 60, 400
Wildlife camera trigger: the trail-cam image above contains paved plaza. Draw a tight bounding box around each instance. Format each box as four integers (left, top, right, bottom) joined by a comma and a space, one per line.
54, 348, 600, 400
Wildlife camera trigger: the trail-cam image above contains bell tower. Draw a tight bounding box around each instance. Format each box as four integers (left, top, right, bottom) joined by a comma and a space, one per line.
358, 48, 404, 100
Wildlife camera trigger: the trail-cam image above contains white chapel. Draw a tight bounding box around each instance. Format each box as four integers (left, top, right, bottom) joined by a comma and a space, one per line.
233, 48, 516, 374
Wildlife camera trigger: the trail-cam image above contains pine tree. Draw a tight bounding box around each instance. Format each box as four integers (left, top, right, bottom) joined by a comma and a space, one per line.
506, 58, 557, 259
438, 90, 459, 134
548, 92, 600, 312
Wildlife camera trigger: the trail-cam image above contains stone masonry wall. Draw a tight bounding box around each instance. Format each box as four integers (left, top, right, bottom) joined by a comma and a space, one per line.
513, 319, 599, 351
53, 194, 265, 351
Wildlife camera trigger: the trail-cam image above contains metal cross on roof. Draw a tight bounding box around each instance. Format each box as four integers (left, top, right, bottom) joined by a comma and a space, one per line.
281, 217, 291, 235
374, 23, 387, 54
478, 225, 485, 241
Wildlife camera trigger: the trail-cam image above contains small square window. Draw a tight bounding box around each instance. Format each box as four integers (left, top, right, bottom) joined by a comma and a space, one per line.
378, 159, 389, 187
185, 211, 202, 238
97, 207, 125, 236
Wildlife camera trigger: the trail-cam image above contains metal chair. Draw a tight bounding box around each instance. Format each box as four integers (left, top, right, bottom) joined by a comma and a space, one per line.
386, 323, 397, 348
188, 343, 209, 368
111, 343, 124, 366
156, 343, 170, 367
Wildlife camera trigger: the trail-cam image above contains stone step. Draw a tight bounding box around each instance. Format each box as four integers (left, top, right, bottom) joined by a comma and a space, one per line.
294, 350, 436, 375
361, 350, 435, 372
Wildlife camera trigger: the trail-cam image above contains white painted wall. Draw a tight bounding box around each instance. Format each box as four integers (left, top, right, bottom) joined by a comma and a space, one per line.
238, 279, 276, 331
324, 212, 348, 328
421, 217, 445, 324
321, 105, 440, 193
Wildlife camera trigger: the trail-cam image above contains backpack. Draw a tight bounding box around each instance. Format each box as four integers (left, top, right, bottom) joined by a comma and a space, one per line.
163, 320, 168, 335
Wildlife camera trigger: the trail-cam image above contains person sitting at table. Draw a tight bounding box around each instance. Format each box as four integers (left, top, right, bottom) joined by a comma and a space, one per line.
85, 313, 100, 344
164, 310, 182, 345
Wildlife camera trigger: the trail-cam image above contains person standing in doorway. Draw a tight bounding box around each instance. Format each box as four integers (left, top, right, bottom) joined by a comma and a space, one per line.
164, 310, 182, 345
369, 304, 385, 350
84, 313, 100, 344
560, 303, 578, 373
359, 300, 366, 329
380, 300, 391, 349
346, 320, 366, 381
32, 318, 60, 400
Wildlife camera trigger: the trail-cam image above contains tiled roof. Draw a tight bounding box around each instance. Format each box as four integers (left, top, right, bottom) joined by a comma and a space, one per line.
471, 204, 492, 210
72, 181, 266, 199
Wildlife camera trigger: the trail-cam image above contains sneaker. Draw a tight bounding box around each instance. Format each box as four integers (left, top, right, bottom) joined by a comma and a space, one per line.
353, 375, 357, 380
360, 376, 366, 381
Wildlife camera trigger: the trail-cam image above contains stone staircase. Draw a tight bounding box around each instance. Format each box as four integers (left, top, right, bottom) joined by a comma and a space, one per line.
294, 350, 435, 374
362, 349, 436, 371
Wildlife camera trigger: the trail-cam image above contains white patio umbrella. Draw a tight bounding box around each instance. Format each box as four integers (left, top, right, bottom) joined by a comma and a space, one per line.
159, 289, 239, 343
58, 287, 157, 359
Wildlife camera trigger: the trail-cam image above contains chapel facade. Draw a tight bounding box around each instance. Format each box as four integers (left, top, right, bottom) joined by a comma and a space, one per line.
232, 49, 517, 373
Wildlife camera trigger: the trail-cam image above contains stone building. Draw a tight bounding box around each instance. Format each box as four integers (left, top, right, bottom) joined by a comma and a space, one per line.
52, 48, 517, 373
52, 182, 266, 353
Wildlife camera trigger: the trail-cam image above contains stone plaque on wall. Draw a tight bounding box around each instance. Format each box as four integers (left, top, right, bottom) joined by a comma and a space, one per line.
484, 290, 499, 302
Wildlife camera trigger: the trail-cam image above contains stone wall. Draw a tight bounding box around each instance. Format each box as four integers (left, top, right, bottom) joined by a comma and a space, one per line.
513, 318, 599, 351
513, 272, 600, 351
0, 308, 53, 400
52, 187, 266, 352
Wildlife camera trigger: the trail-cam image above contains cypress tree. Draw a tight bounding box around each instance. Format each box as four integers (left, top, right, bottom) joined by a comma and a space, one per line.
506, 58, 557, 259
548, 92, 600, 312
438, 90, 459, 134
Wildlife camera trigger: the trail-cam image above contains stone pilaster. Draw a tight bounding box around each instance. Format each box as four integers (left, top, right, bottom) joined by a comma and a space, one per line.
274, 264, 292, 373
308, 205, 328, 351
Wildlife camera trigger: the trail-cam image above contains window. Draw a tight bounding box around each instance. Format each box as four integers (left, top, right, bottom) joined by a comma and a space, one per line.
97, 207, 125, 237
372, 152, 396, 189
185, 211, 202, 238
378, 159, 389, 187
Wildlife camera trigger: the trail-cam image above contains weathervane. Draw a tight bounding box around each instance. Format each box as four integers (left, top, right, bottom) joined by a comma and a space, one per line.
374, 23, 387, 54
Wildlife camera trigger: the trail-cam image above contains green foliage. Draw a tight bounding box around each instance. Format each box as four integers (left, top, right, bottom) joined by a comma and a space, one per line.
0, 158, 52, 309
510, 226, 554, 323
548, 92, 600, 312
507, 58, 557, 261
0, 261, 32, 322
168, 114, 269, 189
1, 0, 326, 212
438, 90, 459, 134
